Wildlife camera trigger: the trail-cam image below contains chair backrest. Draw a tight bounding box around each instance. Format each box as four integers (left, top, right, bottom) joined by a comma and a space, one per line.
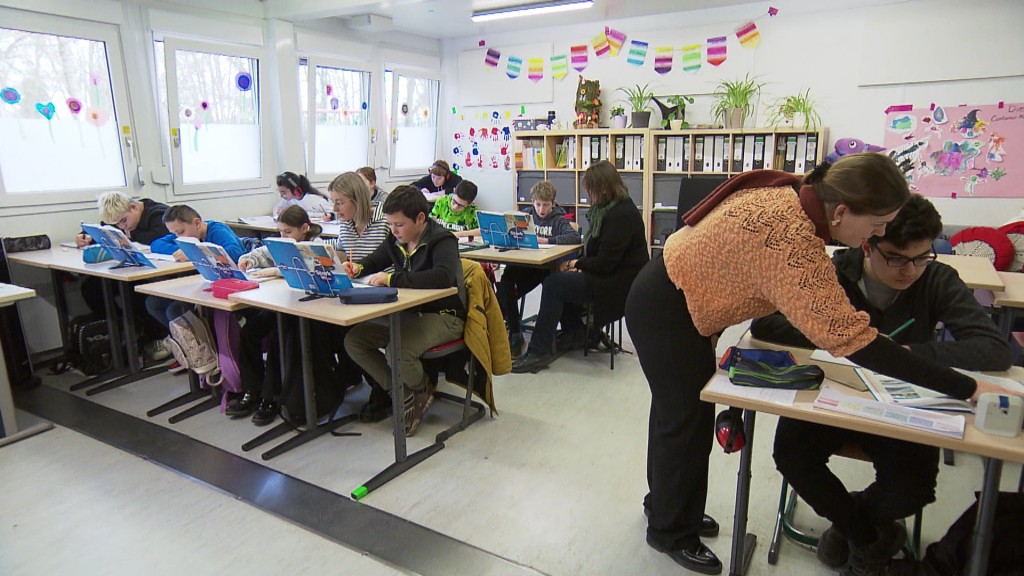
932, 238, 953, 255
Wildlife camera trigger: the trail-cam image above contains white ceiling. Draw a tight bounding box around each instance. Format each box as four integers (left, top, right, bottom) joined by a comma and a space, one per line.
262, 0, 760, 39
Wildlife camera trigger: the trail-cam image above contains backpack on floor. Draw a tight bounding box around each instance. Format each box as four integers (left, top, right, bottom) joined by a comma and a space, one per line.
67, 314, 112, 376
211, 309, 243, 410
167, 310, 222, 385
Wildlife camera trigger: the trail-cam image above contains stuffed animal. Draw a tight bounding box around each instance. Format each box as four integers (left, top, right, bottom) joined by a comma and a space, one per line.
574, 76, 601, 129
824, 137, 885, 163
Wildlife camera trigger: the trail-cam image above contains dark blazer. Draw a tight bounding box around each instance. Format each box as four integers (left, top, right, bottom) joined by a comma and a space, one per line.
576, 200, 650, 327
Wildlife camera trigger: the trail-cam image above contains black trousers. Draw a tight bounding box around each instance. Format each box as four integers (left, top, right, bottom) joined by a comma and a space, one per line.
239, 309, 284, 400
495, 265, 550, 333
528, 271, 589, 356
625, 255, 716, 550
773, 418, 939, 545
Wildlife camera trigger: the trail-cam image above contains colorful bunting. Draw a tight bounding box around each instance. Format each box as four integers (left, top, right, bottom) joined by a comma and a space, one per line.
551, 54, 568, 79
528, 58, 544, 83
592, 31, 610, 58
654, 47, 674, 75
606, 27, 626, 57
571, 45, 589, 72
681, 44, 702, 73
485, 48, 500, 68
736, 21, 761, 48
507, 56, 522, 79
627, 40, 648, 67
707, 36, 727, 66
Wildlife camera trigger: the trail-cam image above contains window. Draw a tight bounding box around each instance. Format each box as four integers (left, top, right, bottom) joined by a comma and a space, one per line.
0, 13, 133, 205
161, 38, 269, 194
300, 58, 371, 179
387, 69, 440, 177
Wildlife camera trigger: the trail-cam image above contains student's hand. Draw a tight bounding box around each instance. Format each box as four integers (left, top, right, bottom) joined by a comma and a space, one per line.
538, 237, 550, 245
75, 234, 93, 248
367, 272, 389, 287
172, 249, 187, 262
251, 267, 280, 278
972, 380, 1024, 403
238, 256, 253, 272
323, 212, 335, 221
341, 261, 360, 277
565, 259, 581, 272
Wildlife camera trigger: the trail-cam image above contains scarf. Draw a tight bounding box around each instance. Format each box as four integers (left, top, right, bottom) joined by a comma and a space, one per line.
586, 199, 620, 243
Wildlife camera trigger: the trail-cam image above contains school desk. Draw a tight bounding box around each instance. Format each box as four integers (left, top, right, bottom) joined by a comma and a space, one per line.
0, 283, 54, 446
701, 334, 1024, 576
135, 275, 253, 422
458, 243, 580, 267
7, 247, 195, 395
228, 280, 458, 495
230, 216, 341, 239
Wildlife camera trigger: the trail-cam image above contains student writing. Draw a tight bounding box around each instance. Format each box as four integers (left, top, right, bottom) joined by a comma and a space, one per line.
429, 180, 479, 238
412, 159, 463, 199
272, 171, 332, 220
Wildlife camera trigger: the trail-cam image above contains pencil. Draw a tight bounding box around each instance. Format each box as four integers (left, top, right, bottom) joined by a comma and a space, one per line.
887, 318, 915, 339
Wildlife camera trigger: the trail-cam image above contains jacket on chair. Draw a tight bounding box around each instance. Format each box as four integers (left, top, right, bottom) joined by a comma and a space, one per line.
459, 259, 511, 413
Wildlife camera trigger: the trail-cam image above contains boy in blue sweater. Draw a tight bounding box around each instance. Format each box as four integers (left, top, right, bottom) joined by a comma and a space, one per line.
496, 181, 581, 358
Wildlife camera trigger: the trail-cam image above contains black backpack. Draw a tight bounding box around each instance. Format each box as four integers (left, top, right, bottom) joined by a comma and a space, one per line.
924, 491, 1024, 576
67, 314, 112, 376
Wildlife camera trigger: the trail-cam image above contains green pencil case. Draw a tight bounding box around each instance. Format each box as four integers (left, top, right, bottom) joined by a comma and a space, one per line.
728, 357, 824, 390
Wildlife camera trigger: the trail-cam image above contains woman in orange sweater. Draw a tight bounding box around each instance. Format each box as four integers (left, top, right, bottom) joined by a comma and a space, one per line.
624, 153, 1015, 576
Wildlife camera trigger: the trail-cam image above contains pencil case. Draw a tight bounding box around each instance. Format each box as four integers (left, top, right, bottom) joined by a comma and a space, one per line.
719, 346, 797, 371
728, 357, 824, 390
82, 245, 113, 264
337, 287, 398, 304
211, 278, 259, 299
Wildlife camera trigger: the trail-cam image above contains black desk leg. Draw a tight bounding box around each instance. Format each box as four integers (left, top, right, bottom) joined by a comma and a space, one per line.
52, 269, 70, 362
148, 371, 208, 417
351, 312, 445, 500
966, 458, 1003, 576
729, 409, 758, 576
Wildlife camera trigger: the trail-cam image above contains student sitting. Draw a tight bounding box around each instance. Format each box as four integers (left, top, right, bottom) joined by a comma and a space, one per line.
412, 159, 463, 200
273, 171, 332, 220
356, 166, 389, 204
512, 161, 649, 373
146, 205, 245, 330
75, 191, 173, 360
497, 181, 581, 358
329, 172, 390, 260
343, 186, 466, 437
752, 194, 1012, 575
429, 180, 479, 238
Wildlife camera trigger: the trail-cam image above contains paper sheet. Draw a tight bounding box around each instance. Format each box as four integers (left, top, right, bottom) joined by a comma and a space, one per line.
147, 253, 177, 262
810, 349, 856, 367
238, 215, 276, 227
705, 373, 797, 406
813, 384, 965, 439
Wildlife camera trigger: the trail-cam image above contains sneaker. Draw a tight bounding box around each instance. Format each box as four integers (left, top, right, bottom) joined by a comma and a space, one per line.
842, 522, 907, 576
167, 361, 186, 374
403, 388, 434, 437
508, 331, 525, 359
225, 391, 259, 418
817, 525, 849, 568
145, 337, 172, 361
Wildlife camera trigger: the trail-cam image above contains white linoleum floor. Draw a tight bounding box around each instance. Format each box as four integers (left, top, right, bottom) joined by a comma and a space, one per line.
3, 307, 1022, 576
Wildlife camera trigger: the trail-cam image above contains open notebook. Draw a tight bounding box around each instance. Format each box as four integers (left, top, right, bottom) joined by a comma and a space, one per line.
857, 367, 1024, 412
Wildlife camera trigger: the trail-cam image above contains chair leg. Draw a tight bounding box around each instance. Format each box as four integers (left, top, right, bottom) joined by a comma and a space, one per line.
910, 509, 923, 560
943, 448, 955, 466
608, 321, 615, 370
769, 479, 788, 565
433, 358, 486, 444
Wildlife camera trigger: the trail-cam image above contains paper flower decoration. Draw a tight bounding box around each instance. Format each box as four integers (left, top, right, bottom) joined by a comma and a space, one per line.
85, 107, 110, 126
235, 72, 252, 92
361, 101, 367, 110
184, 108, 193, 118
401, 103, 409, 115
1, 87, 20, 105
200, 101, 209, 111
67, 98, 83, 114
420, 107, 430, 121
326, 84, 333, 96
35, 102, 56, 120
330, 97, 339, 110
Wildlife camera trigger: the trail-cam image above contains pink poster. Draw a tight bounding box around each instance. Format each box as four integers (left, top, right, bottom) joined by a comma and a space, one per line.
883, 102, 1022, 198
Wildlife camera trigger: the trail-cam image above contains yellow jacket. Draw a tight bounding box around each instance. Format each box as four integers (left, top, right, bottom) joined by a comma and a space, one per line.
460, 259, 511, 413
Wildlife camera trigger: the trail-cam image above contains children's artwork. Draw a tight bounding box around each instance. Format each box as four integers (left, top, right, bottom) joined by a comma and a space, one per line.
527, 58, 544, 83
450, 113, 512, 173
706, 36, 727, 66
1, 87, 20, 105
550, 54, 568, 79
606, 28, 626, 57
883, 102, 1022, 198
655, 47, 674, 75
35, 102, 56, 142
485, 48, 500, 68
682, 44, 702, 73
571, 45, 589, 72
736, 21, 761, 48
507, 56, 522, 79
591, 31, 610, 58
627, 40, 648, 67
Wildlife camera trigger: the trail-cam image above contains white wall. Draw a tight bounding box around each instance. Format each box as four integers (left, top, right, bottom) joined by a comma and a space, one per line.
441, 0, 1024, 226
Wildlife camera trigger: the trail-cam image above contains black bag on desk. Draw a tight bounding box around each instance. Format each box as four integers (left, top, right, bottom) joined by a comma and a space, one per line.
337, 287, 398, 305
67, 314, 111, 376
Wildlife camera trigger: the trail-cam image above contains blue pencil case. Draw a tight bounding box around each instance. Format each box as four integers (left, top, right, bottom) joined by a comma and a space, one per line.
337, 287, 398, 304
83, 245, 113, 264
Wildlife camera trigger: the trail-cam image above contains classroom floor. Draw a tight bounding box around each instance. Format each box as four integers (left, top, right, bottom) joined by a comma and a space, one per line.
3, 305, 1022, 576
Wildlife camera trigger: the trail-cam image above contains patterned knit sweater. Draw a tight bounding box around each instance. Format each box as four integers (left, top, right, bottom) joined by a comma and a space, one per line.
664, 185, 878, 358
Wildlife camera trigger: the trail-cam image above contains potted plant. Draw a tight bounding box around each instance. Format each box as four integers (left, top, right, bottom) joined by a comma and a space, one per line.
656, 95, 695, 130
617, 83, 655, 128
610, 105, 627, 129
766, 88, 823, 130
711, 74, 765, 129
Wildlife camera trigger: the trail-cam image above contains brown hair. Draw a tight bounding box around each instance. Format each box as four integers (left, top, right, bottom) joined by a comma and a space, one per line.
531, 181, 557, 203
802, 152, 909, 216
356, 166, 377, 185
328, 172, 374, 231
429, 160, 451, 177
277, 205, 321, 240
582, 160, 629, 206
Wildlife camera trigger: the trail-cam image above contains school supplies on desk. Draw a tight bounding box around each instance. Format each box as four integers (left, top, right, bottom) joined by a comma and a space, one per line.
813, 384, 965, 439
264, 238, 354, 298
175, 237, 249, 282
477, 210, 540, 249
80, 223, 155, 269
856, 367, 1024, 413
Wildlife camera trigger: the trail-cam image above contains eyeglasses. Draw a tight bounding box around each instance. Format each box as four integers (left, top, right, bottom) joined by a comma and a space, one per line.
876, 247, 937, 268
451, 197, 470, 209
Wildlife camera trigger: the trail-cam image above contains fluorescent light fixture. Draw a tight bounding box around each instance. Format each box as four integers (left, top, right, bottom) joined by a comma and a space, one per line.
471, 0, 594, 23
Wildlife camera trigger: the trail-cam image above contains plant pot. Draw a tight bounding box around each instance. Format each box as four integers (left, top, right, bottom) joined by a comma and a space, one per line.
612, 115, 627, 129
631, 111, 651, 129
669, 119, 684, 130
724, 107, 745, 129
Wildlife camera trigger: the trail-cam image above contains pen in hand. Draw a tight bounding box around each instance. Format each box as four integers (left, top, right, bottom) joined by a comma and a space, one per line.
887, 318, 915, 339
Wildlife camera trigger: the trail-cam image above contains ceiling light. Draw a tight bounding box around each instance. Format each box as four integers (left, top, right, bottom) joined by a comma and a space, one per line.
471, 0, 594, 23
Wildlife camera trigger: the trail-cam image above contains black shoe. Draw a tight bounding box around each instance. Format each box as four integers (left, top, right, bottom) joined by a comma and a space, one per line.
643, 506, 720, 539
225, 391, 259, 418
511, 351, 556, 373
251, 400, 278, 426
508, 331, 524, 359
647, 535, 722, 575
817, 524, 849, 568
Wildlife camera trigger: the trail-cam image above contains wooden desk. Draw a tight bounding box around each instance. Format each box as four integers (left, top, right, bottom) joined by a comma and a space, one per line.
459, 243, 579, 267
0, 284, 53, 445
230, 218, 340, 239
993, 271, 1024, 337
937, 254, 1004, 291
8, 248, 195, 394
229, 281, 458, 496
702, 335, 1024, 576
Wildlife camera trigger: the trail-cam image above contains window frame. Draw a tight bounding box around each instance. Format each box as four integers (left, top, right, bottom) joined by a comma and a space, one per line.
0, 8, 136, 208
387, 68, 442, 180
303, 56, 373, 182
161, 37, 271, 196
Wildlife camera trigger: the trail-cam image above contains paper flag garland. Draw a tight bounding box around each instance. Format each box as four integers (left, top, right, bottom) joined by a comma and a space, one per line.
681, 44, 702, 73
551, 55, 568, 79
736, 21, 761, 48
707, 36, 727, 66
592, 31, 610, 58
571, 45, 589, 72
654, 47, 674, 75
485, 48, 500, 68
627, 40, 648, 67
606, 28, 626, 57
528, 58, 544, 83
507, 56, 522, 79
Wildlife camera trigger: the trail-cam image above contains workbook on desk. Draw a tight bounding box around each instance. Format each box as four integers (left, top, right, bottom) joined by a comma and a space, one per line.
80, 223, 156, 269
264, 238, 354, 297
856, 368, 1024, 413
813, 384, 965, 439
174, 237, 265, 283
477, 211, 540, 249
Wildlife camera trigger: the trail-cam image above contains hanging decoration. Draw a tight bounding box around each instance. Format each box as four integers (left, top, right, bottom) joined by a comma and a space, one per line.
681, 44, 702, 73
485, 48, 501, 68
235, 72, 253, 92
707, 36, 727, 66
527, 58, 544, 83
627, 40, 648, 67
506, 56, 522, 79
591, 31, 610, 58
571, 45, 589, 72
1, 87, 20, 105
67, 98, 85, 145
551, 54, 568, 79
36, 102, 56, 142
654, 47, 674, 75
735, 21, 761, 48
606, 27, 626, 57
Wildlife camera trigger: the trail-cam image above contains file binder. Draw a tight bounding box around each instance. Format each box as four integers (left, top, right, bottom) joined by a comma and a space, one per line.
752, 135, 765, 169
794, 134, 808, 173
615, 137, 626, 169
742, 135, 755, 171
805, 134, 818, 171
657, 137, 667, 171
693, 136, 705, 172
712, 135, 726, 172
784, 135, 798, 172
731, 136, 744, 172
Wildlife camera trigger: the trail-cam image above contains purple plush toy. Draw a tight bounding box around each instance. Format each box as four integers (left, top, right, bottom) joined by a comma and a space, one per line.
824, 137, 886, 164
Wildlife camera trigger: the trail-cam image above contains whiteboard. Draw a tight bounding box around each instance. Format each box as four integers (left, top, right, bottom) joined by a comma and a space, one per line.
457, 43, 553, 106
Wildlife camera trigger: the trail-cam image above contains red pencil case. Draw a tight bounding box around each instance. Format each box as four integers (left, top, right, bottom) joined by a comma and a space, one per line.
211, 278, 260, 299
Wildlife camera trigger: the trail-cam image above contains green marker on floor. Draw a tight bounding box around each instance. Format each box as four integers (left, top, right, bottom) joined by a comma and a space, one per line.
352, 485, 368, 500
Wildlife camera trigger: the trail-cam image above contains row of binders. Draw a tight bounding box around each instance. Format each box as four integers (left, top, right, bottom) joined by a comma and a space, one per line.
610, 135, 646, 171
656, 133, 819, 174
515, 138, 546, 170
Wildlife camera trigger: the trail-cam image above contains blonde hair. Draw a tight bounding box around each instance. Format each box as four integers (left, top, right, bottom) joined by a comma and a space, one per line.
328, 172, 373, 230
531, 181, 557, 203
97, 191, 135, 224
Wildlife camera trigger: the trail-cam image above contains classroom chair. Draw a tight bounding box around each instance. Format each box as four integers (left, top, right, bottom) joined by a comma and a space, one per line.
421, 339, 486, 442
583, 305, 626, 370
768, 442, 924, 565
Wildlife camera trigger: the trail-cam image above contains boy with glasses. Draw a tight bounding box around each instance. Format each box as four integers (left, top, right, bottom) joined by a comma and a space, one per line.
752, 194, 1011, 573
430, 180, 480, 238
